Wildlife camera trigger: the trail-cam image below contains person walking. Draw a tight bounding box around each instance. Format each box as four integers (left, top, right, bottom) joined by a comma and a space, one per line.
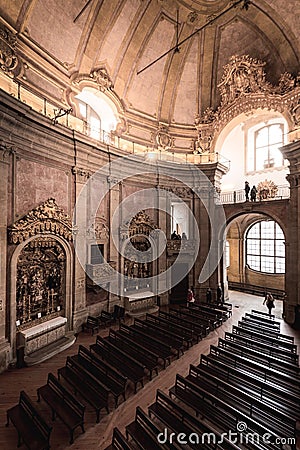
263, 292, 275, 315
250, 185, 257, 202
244, 181, 250, 201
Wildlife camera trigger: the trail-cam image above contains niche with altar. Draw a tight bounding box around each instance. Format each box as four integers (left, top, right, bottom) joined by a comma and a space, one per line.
122, 211, 157, 292
16, 237, 65, 327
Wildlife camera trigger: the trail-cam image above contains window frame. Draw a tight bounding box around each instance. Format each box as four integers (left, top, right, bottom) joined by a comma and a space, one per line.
246, 220, 285, 274
254, 123, 284, 171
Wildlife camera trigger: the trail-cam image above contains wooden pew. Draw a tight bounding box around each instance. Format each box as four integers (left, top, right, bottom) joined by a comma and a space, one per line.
145, 313, 194, 348
108, 329, 159, 380
97, 310, 115, 327
105, 427, 135, 450
113, 328, 163, 369
186, 364, 298, 438
72, 345, 126, 407
232, 325, 298, 353
169, 374, 284, 449
224, 331, 299, 364
196, 359, 300, 420
209, 345, 300, 394
241, 316, 281, 332
169, 308, 210, 335
245, 312, 281, 328
158, 310, 204, 342
90, 336, 145, 393
210, 301, 233, 317
191, 303, 229, 321
6, 390, 52, 450
178, 306, 220, 330
218, 337, 300, 376
200, 353, 300, 407
37, 373, 85, 444
237, 320, 294, 343
82, 316, 100, 335
126, 406, 176, 450
58, 356, 110, 422
118, 324, 172, 369
251, 309, 275, 319
133, 319, 185, 359
188, 304, 224, 326
148, 389, 240, 450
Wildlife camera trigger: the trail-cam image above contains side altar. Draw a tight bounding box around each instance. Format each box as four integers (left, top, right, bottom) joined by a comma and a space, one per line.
17, 316, 75, 366
124, 290, 158, 317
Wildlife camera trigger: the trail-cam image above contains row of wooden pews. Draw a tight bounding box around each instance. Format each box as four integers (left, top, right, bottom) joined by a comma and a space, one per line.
106, 308, 299, 450
82, 305, 126, 334
5, 301, 231, 448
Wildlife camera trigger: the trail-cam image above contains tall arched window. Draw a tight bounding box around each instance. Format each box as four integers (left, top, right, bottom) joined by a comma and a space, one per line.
254, 123, 284, 170
246, 220, 285, 273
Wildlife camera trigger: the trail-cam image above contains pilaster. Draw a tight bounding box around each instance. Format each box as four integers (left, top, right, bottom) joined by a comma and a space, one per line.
280, 141, 300, 325
0, 146, 11, 370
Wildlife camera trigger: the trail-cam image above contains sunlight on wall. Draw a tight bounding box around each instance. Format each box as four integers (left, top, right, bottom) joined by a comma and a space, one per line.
218, 112, 289, 192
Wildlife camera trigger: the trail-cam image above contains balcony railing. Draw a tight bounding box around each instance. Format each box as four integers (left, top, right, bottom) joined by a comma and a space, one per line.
0, 72, 230, 167
220, 185, 290, 204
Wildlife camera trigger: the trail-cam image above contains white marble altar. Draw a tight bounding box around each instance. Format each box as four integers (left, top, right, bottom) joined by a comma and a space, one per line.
18, 316, 67, 355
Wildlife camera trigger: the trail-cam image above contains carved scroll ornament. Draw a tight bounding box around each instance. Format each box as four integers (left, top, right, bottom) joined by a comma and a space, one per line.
88, 217, 109, 241
257, 179, 278, 201
71, 67, 113, 91
194, 55, 300, 147
0, 25, 20, 77
120, 210, 158, 241
8, 198, 73, 244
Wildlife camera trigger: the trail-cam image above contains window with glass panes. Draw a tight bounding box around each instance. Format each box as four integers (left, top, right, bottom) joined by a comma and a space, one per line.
254, 124, 284, 170
246, 221, 285, 273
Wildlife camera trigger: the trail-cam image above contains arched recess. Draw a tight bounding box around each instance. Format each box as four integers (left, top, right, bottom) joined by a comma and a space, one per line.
7, 199, 74, 359
222, 210, 286, 302
120, 210, 158, 295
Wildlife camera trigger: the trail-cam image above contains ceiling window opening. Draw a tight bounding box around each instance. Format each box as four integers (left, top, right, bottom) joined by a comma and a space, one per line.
246, 220, 285, 274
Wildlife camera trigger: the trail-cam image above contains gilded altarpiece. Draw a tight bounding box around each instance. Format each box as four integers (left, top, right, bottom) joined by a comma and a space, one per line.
8, 198, 73, 332
16, 238, 65, 326
121, 211, 157, 291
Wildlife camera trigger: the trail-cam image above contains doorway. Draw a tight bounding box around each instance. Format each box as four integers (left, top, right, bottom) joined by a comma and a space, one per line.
170, 263, 189, 304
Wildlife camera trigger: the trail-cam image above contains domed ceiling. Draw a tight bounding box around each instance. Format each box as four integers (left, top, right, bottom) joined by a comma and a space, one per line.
0, 0, 299, 150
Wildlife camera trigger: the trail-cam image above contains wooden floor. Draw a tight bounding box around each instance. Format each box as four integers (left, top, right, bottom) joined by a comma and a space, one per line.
1, 291, 299, 450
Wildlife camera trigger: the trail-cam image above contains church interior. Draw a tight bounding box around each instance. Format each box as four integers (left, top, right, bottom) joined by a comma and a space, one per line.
0, 0, 300, 448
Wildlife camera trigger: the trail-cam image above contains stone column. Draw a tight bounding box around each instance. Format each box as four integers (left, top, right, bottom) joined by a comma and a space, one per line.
281, 141, 300, 325
194, 162, 228, 302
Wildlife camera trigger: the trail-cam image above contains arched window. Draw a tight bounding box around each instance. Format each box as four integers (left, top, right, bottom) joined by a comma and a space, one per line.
246, 220, 285, 274
247, 122, 284, 172
254, 123, 284, 170
76, 88, 118, 141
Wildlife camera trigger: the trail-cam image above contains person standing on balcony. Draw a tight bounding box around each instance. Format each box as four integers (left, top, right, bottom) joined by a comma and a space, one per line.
244, 181, 250, 201
250, 185, 257, 202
